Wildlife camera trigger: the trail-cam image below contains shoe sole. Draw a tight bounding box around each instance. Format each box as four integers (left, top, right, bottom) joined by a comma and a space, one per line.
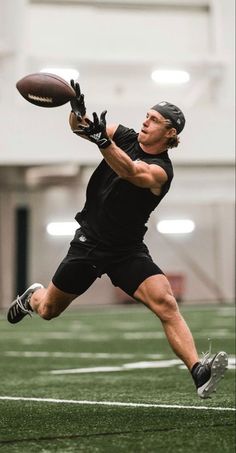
197, 351, 228, 398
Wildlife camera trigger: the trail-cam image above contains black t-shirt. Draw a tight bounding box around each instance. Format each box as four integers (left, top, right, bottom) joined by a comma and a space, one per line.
76, 125, 174, 246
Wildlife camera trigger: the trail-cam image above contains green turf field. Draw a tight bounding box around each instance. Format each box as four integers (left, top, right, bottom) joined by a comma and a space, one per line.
0, 304, 235, 452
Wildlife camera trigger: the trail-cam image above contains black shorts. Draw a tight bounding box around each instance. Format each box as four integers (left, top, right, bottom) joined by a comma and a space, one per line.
52, 228, 164, 297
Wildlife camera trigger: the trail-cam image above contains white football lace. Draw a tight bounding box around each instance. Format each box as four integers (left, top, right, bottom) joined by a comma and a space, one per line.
16, 295, 32, 317
200, 338, 212, 365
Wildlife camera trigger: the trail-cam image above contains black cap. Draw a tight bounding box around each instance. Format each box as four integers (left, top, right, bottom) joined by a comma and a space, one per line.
151, 101, 185, 134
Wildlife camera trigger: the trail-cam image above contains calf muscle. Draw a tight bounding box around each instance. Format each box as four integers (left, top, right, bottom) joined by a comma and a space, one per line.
134, 275, 199, 370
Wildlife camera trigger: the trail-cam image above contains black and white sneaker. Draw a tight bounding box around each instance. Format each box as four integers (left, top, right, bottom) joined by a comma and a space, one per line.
192, 351, 228, 398
7, 283, 44, 324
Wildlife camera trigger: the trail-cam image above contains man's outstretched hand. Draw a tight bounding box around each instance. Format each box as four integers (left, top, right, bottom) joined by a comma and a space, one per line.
70, 80, 86, 120
74, 111, 112, 149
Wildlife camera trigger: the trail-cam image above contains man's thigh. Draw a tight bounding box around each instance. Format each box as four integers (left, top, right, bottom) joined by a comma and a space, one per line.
52, 228, 102, 295
107, 255, 164, 297
52, 259, 98, 295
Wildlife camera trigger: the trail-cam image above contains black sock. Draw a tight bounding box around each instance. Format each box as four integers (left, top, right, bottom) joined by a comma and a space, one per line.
191, 362, 200, 376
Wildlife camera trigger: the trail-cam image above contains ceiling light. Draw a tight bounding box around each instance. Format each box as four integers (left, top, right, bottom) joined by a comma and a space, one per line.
151, 69, 190, 85
47, 222, 78, 236
40, 68, 79, 82
157, 219, 195, 234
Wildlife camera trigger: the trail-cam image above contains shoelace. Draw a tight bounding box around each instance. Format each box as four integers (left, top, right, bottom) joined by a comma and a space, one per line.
200, 338, 212, 366
16, 295, 32, 317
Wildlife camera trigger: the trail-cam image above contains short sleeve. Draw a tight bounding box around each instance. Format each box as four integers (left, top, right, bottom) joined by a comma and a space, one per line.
113, 125, 138, 150
141, 156, 174, 182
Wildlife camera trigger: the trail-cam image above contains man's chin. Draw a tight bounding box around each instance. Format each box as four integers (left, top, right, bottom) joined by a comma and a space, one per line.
138, 132, 146, 143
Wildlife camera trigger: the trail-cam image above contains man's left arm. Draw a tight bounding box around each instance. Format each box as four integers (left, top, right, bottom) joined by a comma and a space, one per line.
103, 145, 168, 190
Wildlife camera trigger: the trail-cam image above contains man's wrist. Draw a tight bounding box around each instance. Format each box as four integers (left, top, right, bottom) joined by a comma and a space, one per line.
98, 138, 112, 149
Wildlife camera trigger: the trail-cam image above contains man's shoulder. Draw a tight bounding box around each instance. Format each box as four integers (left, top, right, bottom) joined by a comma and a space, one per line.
149, 152, 174, 180
113, 125, 138, 147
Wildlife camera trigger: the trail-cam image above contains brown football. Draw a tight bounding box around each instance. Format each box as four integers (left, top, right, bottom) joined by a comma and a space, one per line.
16, 73, 76, 107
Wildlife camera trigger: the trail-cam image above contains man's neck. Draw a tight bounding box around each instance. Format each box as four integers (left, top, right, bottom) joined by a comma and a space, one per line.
139, 143, 168, 155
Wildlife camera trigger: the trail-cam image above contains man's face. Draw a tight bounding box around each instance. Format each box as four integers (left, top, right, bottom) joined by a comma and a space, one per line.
138, 109, 171, 146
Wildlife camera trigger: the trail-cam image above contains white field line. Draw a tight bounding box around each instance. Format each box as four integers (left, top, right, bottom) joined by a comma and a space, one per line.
124, 332, 235, 340
47, 359, 183, 374
4, 353, 235, 373
3, 351, 163, 359
3, 352, 235, 364
0, 396, 235, 412
46, 357, 235, 374
1, 331, 234, 342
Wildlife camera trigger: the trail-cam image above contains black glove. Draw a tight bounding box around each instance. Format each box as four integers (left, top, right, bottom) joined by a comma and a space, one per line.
74, 111, 112, 149
70, 79, 86, 120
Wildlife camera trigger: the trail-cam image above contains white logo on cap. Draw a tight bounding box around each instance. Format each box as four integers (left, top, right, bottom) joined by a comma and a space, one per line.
158, 101, 167, 106
177, 119, 181, 124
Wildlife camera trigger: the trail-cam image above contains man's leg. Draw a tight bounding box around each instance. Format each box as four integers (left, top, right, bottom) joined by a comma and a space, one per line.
8, 229, 103, 324
7, 282, 78, 324
134, 274, 228, 398
134, 274, 198, 370
30, 282, 78, 320
7, 258, 98, 324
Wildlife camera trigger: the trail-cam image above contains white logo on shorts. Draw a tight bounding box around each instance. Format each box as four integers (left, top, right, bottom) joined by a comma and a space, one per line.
79, 234, 87, 242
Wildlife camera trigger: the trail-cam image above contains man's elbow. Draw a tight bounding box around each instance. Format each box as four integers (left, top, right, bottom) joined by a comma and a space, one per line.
119, 170, 143, 184
118, 165, 137, 180
69, 111, 79, 131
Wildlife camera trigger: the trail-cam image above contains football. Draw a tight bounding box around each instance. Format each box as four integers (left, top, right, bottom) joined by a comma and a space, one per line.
16, 73, 76, 107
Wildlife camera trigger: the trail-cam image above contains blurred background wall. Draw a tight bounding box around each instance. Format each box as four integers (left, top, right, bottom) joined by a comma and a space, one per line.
0, 0, 235, 307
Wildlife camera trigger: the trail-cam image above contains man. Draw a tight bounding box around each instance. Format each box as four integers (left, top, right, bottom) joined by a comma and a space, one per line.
7, 81, 228, 398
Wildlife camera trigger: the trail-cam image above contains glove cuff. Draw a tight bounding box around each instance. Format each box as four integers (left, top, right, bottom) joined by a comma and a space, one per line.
97, 138, 112, 150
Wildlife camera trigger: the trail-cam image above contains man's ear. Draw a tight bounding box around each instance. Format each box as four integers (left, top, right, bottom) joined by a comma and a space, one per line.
166, 127, 177, 138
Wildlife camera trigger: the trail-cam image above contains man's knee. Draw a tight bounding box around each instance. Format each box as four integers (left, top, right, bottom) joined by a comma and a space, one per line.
153, 292, 179, 321
33, 283, 77, 320
134, 275, 179, 321
37, 302, 61, 321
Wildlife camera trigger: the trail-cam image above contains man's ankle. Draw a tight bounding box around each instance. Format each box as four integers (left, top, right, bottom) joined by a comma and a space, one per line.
191, 362, 200, 375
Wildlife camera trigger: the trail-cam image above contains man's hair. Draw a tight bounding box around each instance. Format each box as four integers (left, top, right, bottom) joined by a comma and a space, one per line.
164, 119, 180, 149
